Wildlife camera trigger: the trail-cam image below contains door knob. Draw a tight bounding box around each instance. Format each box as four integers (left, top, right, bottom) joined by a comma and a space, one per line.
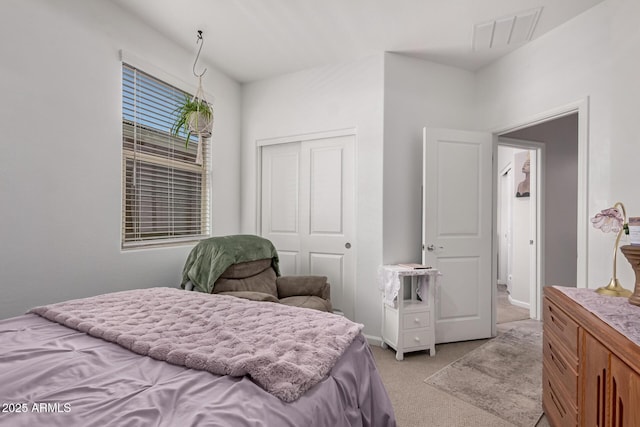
427, 244, 435, 251
345, 242, 351, 249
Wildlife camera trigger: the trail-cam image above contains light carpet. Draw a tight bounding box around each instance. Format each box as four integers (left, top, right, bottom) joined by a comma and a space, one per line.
371, 339, 514, 427
425, 321, 543, 427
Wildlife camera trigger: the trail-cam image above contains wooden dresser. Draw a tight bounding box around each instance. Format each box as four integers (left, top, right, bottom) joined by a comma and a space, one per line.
543, 286, 640, 426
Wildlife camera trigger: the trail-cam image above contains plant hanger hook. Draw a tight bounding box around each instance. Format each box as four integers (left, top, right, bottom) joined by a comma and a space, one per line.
192, 30, 207, 78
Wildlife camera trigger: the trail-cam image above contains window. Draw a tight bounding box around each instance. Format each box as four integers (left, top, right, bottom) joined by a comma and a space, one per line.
122, 64, 209, 248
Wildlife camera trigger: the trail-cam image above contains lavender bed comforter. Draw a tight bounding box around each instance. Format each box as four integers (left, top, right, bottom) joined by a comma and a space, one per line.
0, 291, 396, 427
28, 287, 362, 402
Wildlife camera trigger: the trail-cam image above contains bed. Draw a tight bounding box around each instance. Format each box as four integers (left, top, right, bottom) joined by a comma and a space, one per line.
0, 288, 395, 427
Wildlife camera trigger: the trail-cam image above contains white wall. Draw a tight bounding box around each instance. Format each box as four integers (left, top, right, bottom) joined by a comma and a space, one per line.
241, 55, 385, 336
511, 193, 532, 304
4, 0, 638, 332
512, 150, 532, 306
382, 53, 476, 264
496, 147, 532, 306
497, 145, 517, 291
241, 0, 640, 335
0, 0, 242, 319
476, 0, 640, 289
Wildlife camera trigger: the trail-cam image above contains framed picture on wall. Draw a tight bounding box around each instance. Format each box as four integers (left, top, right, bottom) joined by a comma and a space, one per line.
514, 151, 530, 198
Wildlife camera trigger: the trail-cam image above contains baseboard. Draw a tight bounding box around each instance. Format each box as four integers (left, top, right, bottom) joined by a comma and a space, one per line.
508, 295, 530, 310
363, 333, 383, 347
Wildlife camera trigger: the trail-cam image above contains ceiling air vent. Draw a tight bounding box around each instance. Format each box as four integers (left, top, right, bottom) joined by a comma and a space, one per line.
473, 7, 542, 51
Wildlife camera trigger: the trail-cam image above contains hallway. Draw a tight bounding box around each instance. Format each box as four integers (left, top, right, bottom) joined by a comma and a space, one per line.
497, 283, 530, 324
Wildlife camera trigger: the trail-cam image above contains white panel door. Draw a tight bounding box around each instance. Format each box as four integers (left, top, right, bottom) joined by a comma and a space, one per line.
261, 135, 355, 319
260, 143, 301, 274
422, 127, 493, 343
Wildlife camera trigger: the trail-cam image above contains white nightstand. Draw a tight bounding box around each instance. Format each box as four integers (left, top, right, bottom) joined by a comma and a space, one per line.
379, 265, 439, 361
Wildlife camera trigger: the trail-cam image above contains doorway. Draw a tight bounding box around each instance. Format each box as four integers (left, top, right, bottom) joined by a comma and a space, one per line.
494, 112, 580, 322
496, 144, 539, 323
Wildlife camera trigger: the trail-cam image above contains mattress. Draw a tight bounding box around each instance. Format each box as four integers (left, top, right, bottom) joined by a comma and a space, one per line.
0, 312, 395, 427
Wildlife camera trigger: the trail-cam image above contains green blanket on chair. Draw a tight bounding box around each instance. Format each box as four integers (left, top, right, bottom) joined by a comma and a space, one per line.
181, 235, 280, 293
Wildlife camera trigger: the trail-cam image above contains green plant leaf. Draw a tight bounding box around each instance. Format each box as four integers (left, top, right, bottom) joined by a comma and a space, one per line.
170, 96, 213, 149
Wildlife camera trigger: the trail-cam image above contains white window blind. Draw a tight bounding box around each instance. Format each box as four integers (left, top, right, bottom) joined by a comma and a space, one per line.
122, 64, 210, 248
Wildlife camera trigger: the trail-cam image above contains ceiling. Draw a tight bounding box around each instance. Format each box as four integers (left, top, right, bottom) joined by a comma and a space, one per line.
112, 0, 604, 83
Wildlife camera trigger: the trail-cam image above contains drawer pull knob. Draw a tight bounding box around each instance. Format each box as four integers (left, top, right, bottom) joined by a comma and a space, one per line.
414, 318, 420, 323
414, 336, 420, 342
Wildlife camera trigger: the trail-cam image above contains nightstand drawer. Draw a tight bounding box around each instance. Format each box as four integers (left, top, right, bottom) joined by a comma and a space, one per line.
543, 298, 578, 357
402, 329, 431, 349
402, 311, 430, 330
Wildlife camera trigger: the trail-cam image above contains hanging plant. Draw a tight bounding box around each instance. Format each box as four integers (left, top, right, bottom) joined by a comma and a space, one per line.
170, 30, 213, 166
171, 95, 213, 149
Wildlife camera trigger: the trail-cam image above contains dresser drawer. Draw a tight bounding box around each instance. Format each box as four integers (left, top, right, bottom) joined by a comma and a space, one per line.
543, 332, 578, 403
402, 311, 430, 330
543, 297, 578, 356
543, 366, 578, 427
402, 329, 431, 349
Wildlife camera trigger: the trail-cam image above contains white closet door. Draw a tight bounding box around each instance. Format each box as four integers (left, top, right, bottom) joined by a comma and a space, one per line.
261, 134, 355, 318
261, 143, 301, 274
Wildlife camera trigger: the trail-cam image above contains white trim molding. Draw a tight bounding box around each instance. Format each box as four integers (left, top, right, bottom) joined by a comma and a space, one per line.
492, 98, 589, 291
256, 127, 357, 147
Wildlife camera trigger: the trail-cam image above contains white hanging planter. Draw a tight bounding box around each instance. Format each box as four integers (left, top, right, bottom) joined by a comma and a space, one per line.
187, 110, 213, 138
170, 98, 213, 150
187, 109, 212, 166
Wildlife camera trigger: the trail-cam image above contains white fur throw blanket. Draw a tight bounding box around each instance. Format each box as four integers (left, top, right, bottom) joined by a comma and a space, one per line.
29, 287, 363, 402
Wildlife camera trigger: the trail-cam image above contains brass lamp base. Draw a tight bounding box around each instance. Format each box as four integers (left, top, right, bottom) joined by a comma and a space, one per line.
596, 278, 633, 297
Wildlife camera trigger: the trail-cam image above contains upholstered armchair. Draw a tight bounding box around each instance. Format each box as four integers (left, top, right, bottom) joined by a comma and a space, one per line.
211, 258, 332, 312
181, 235, 332, 312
